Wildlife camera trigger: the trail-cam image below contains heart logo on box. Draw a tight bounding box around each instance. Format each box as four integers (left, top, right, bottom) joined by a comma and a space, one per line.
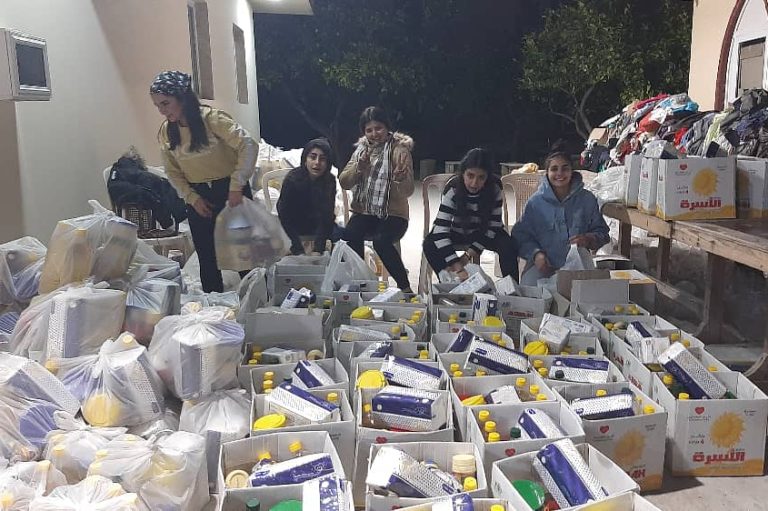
342, 294, 350, 300
375, 436, 388, 444
505, 448, 516, 456
600, 425, 610, 434
695, 407, 705, 415
680, 164, 688, 170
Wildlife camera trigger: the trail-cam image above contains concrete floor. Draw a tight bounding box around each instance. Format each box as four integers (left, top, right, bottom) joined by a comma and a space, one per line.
395, 182, 768, 509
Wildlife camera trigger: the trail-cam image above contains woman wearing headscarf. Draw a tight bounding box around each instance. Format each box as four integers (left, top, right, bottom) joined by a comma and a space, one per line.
150, 70, 258, 292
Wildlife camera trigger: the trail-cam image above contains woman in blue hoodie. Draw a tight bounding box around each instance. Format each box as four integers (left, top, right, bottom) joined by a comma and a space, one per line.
511, 152, 610, 286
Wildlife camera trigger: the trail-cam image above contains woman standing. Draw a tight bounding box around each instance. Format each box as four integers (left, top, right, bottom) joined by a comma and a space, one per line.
339, 106, 415, 292
511, 151, 610, 286
423, 148, 518, 281
277, 138, 338, 255
150, 71, 258, 292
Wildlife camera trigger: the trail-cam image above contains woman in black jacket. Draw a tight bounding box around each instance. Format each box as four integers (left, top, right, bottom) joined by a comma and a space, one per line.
277, 138, 338, 254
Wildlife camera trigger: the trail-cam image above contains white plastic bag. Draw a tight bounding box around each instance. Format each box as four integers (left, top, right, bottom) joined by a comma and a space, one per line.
179, 388, 251, 491
10, 284, 127, 362
39, 200, 138, 293
0, 237, 47, 306
127, 407, 180, 439
43, 412, 127, 483
117, 268, 181, 344
214, 197, 291, 271
0, 460, 68, 511
561, 244, 596, 271
0, 353, 80, 463
28, 475, 144, 511
148, 308, 244, 400
321, 240, 377, 294
51, 334, 166, 428
584, 166, 625, 208
237, 268, 268, 322
86, 432, 208, 511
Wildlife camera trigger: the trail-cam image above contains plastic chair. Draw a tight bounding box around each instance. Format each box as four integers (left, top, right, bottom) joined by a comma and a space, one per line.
501, 171, 544, 226
261, 167, 323, 252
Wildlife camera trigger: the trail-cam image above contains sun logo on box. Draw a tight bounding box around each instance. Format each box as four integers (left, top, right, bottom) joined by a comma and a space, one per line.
692, 168, 718, 196
710, 412, 745, 448
614, 429, 645, 468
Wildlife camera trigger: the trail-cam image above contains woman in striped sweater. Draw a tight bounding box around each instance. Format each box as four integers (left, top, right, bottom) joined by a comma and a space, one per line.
423, 148, 519, 282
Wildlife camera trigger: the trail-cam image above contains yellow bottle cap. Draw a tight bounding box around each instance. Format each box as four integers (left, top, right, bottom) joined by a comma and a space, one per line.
682, 340, 691, 348
83, 393, 121, 428
670, 332, 681, 342
288, 441, 303, 454
44, 360, 58, 373
448, 318, 457, 324
326, 392, 339, 403
578, 351, 588, 355
643, 405, 655, 415
449, 314, 458, 321
533, 359, 544, 369
225, 469, 250, 489
614, 305, 624, 313
307, 349, 324, 360
263, 379, 274, 388
257, 452, 273, 462
596, 389, 608, 397
478, 410, 490, 422
419, 350, 429, 359
536, 393, 548, 401
450, 363, 460, 373
663, 374, 674, 386
467, 320, 476, 326
252, 413, 286, 430
475, 370, 487, 376
407, 319, 416, 325
487, 432, 501, 443
247, 359, 259, 365
0, 492, 14, 507
122, 334, 136, 346
484, 420, 496, 433
461, 395, 486, 406
89, 461, 102, 475
264, 371, 275, 380
453, 371, 463, 378
679, 393, 690, 400
538, 368, 549, 377
529, 385, 540, 395
708, 366, 718, 372
36, 460, 51, 472
605, 323, 614, 330
482, 316, 503, 327
264, 388, 272, 395
515, 377, 526, 387
491, 333, 502, 342
497, 340, 507, 347
94, 449, 108, 460
252, 346, 263, 354
490, 506, 505, 511
463, 476, 478, 491
357, 370, 386, 389
363, 403, 372, 413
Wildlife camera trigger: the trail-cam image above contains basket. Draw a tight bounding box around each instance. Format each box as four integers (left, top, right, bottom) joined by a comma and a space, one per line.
120, 204, 178, 239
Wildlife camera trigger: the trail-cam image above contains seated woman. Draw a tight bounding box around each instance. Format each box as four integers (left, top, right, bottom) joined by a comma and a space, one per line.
423, 148, 519, 282
339, 106, 415, 292
511, 151, 610, 286
277, 138, 338, 255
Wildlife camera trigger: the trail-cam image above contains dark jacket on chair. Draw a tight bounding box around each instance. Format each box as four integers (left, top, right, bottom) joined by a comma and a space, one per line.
277, 139, 337, 254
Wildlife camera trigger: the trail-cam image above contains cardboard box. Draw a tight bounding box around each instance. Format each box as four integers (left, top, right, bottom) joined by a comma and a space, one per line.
351, 303, 428, 340
237, 337, 326, 389
569, 492, 663, 511
656, 156, 736, 220
736, 157, 768, 218
433, 306, 506, 335
589, 314, 679, 361
218, 485, 303, 511
332, 280, 381, 325
609, 269, 657, 314
244, 306, 331, 343
651, 371, 768, 476
217, 431, 345, 499
496, 286, 553, 338
332, 323, 416, 373
353, 359, 447, 400
430, 330, 516, 356
466, 401, 586, 475
268, 262, 327, 304
624, 153, 643, 207
519, 317, 603, 356
247, 357, 349, 395
552, 382, 667, 491
365, 442, 487, 510
448, 371, 556, 440
396, 498, 512, 511
570, 279, 649, 318
528, 355, 626, 388
555, 270, 611, 300
249, 388, 355, 479
638, 157, 660, 214
352, 388, 455, 505
491, 443, 639, 509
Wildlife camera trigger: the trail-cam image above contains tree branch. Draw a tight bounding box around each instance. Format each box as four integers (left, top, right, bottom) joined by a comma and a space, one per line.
281, 86, 332, 138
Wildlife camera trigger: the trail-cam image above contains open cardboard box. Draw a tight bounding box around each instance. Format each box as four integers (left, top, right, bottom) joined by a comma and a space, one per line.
496, 285, 553, 337
244, 305, 331, 344
519, 316, 603, 357
396, 498, 512, 511
351, 302, 429, 341
466, 400, 585, 475
589, 314, 678, 361
217, 431, 345, 500
491, 442, 639, 510
570, 492, 663, 510
448, 371, 556, 440
527, 355, 626, 388
608, 269, 657, 314
365, 442, 487, 511
332, 323, 416, 369
353, 358, 447, 400
430, 330, 517, 357
433, 306, 506, 335
651, 370, 768, 476
268, 261, 327, 304
352, 387, 455, 505
552, 382, 667, 491
555, 269, 611, 301
570, 279, 650, 318
331, 279, 381, 325
237, 337, 326, 389
248, 387, 354, 479
247, 357, 349, 395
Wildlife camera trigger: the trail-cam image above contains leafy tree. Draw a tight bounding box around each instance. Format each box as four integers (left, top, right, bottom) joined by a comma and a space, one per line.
521, 0, 692, 140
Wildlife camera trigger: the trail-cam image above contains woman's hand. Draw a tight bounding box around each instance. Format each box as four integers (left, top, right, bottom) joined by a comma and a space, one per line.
449, 260, 469, 281
228, 190, 244, 207
534, 251, 550, 272
192, 197, 214, 218
569, 233, 597, 248
393, 151, 409, 181
358, 148, 371, 173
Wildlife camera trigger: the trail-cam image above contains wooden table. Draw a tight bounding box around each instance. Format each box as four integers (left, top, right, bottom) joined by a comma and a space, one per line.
602, 203, 768, 345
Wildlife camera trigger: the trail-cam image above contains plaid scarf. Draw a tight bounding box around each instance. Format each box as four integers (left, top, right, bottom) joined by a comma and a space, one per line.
352, 136, 393, 218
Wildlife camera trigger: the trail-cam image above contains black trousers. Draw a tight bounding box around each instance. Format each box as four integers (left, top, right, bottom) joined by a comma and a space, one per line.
342, 214, 410, 290
422, 229, 519, 282
187, 177, 252, 293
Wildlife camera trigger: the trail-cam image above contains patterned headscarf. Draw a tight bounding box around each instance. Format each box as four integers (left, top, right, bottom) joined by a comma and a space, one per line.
149, 71, 192, 96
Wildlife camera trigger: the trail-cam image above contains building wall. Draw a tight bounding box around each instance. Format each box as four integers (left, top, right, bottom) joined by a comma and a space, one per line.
688, 0, 737, 110
0, 0, 260, 243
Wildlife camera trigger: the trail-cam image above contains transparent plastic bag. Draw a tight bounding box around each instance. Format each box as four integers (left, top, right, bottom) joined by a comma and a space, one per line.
0, 460, 67, 505
180, 291, 240, 317
86, 432, 208, 511
0, 237, 47, 306
28, 475, 145, 511
116, 268, 181, 344
10, 284, 127, 362
562, 244, 596, 271
214, 197, 291, 272
321, 240, 377, 294
43, 412, 127, 483
584, 166, 625, 208
147, 308, 244, 400
39, 201, 138, 293
127, 406, 180, 439
237, 268, 268, 322
179, 388, 250, 490
50, 333, 165, 428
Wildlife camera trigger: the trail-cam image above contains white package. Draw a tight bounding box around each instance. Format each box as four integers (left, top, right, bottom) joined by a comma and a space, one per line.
119, 267, 181, 344
0, 460, 67, 509
28, 475, 144, 511
0, 236, 46, 306
148, 307, 244, 400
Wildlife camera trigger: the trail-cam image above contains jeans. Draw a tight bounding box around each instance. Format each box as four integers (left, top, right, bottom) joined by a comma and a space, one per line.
342, 214, 410, 289
422, 230, 519, 282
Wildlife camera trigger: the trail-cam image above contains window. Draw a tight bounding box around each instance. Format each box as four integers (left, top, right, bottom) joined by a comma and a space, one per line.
233, 24, 248, 104
188, 1, 214, 99
738, 38, 765, 95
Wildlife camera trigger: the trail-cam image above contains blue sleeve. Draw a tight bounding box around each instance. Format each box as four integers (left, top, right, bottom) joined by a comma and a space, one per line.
585, 193, 610, 249
510, 199, 542, 261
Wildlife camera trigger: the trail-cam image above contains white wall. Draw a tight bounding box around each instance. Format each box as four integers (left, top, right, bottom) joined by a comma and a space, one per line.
688, 0, 736, 110
0, 0, 260, 242
725, 0, 768, 103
